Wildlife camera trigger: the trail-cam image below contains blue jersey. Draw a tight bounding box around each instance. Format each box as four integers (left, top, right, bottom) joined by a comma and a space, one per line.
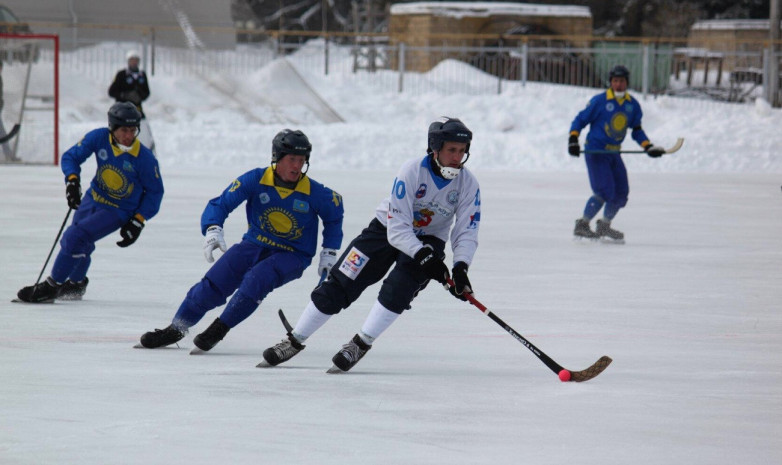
201, 167, 344, 263
569, 89, 650, 150
61, 128, 164, 220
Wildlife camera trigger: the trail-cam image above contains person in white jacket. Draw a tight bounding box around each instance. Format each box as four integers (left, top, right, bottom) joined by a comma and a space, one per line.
260, 117, 481, 372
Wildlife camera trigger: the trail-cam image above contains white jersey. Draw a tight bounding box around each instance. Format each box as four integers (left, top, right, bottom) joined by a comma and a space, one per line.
375, 156, 481, 265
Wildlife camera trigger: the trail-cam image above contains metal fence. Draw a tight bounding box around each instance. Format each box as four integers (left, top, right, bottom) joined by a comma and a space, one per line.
23, 29, 782, 105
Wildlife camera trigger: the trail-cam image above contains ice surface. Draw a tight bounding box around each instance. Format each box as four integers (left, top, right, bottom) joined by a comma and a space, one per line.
1, 48, 781, 464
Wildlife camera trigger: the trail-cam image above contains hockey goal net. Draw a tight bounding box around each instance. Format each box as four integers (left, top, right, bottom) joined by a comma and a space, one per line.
0, 33, 58, 165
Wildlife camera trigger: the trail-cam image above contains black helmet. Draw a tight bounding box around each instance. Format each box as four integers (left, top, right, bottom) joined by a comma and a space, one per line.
427, 117, 472, 153
609, 65, 630, 83
108, 102, 141, 131
272, 129, 312, 163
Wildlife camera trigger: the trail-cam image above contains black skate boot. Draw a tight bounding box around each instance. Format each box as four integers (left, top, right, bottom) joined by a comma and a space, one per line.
58, 277, 89, 301
596, 219, 625, 244
192, 318, 230, 352
16, 278, 62, 303
138, 324, 186, 348
573, 218, 599, 239
259, 332, 306, 367
328, 334, 372, 373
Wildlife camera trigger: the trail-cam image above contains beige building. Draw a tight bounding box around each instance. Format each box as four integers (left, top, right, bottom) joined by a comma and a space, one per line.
673, 19, 781, 85
388, 1, 592, 72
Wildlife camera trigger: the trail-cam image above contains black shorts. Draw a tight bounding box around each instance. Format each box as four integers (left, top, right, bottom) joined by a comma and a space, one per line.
311, 218, 445, 314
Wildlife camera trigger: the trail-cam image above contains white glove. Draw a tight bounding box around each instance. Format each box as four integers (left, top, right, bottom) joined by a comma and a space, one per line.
203, 225, 227, 263
317, 248, 338, 277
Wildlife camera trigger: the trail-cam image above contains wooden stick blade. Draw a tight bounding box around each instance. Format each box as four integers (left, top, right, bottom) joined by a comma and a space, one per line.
665, 137, 684, 154
568, 356, 613, 382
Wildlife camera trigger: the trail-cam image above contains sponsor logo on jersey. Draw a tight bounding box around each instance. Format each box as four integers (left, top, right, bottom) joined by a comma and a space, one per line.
339, 247, 369, 280
606, 102, 615, 112
414, 201, 452, 219
413, 208, 435, 228
415, 183, 427, 198
468, 211, 481, 229
259, 193, 270, 204
122, 160, 135, 173
292, 199, 309, 213
98, 149, 108, 161
447, 190, 459, 205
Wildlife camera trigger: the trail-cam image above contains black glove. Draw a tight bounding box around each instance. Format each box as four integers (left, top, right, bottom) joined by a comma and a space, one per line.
117, 217, 145, 248
568, 135, 580, 157
65, 177, 81, 210
413, 246, 449, 285
449, 261, 472, 301
645, 144, 665, 158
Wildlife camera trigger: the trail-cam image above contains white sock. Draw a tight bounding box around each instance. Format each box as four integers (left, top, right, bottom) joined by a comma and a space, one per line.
359, 300, 400, 345
291, 301, 331, 343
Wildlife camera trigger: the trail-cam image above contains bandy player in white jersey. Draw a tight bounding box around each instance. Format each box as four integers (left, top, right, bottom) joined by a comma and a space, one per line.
260, 117, 481, 373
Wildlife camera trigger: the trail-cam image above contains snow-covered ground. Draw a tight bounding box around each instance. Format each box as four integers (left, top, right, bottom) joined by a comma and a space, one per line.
1, 44, 781, 464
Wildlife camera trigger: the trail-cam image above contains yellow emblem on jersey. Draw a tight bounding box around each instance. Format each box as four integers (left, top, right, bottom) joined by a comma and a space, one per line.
260, 207, 302, 240
97, 165, 132, 199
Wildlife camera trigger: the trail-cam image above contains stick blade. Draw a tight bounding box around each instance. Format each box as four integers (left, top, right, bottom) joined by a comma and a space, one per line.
568, 355, 612, 382
664, 137, 684, 154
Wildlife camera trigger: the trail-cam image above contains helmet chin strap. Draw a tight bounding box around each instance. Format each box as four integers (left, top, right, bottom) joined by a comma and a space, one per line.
434, 153, 461, 180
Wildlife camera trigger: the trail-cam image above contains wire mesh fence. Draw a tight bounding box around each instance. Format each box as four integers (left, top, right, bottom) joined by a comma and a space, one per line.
19, 28, 782, 105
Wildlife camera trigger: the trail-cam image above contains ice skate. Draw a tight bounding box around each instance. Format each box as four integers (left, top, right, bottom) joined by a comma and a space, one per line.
137, 324, 186, 348
58, 278, 89, 301
15, 278, 61, 303
573, 218, 599, 240
258, 333, 305, 367
191, 318, 230, 354
596, 219, 625, 244
327, 334, 372, 373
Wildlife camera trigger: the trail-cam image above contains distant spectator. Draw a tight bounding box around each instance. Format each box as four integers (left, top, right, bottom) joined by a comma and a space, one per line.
109, 50, 156, 154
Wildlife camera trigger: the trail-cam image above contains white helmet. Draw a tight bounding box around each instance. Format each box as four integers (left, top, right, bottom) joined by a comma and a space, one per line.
126, 50, 141, 61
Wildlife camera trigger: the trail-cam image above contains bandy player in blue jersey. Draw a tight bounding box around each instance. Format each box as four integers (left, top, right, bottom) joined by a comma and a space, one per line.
138, 129, 344, 353
261, 117, 481, 372
16, 102, 164, 303
568, 65, 666, 243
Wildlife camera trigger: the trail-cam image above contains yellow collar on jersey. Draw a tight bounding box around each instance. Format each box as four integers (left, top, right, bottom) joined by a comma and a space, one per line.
260, 166, 310, 198
109, 134, 141, 157
606, 88, 632, 105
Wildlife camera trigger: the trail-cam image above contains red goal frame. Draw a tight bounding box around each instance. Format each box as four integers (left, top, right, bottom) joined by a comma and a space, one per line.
0, 33, 59, 164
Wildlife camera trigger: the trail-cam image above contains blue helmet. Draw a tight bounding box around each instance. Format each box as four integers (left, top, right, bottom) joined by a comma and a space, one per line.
427, 117, 472, 153
108, 102, 141, 131
272, 129, 312, 163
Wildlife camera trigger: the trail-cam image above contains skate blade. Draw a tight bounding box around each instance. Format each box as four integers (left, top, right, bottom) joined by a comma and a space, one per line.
133, 343, 146, 349
599, 237, 625, 245
326, 365, 346, 374
11, 298, 55, 304
189, 348, 207, 355
572, 236, 599, 243
256, 360, 273, 368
